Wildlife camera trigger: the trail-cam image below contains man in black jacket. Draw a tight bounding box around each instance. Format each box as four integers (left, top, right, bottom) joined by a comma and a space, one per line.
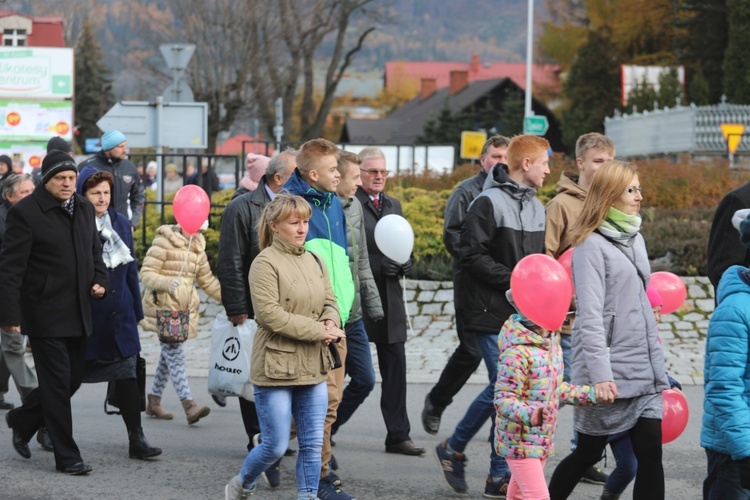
708, 182, 750, 291
216, 150, 295, 460
421, 135, 509, 436
434, 135, 549, 497
78, 129, 145, 229
355, 146, 425, 458
0, 150, 108, 475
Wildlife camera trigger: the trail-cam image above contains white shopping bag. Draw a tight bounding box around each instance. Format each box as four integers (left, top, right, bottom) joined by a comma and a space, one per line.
207, 313, 256, 401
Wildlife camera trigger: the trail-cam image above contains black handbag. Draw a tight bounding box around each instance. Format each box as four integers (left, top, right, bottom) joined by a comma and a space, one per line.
104, 355, 147, 415
328, 341, 342, 370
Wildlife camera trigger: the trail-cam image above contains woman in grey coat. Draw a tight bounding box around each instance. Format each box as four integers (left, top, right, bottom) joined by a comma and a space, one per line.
548, 160, 669, 500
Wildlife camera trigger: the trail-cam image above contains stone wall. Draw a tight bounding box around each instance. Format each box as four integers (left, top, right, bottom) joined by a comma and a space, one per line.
142, 277, 711, 384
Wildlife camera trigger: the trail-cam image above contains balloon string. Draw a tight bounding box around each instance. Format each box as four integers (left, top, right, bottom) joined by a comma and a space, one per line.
403, 275, 414, 338
176, 235, 193, 282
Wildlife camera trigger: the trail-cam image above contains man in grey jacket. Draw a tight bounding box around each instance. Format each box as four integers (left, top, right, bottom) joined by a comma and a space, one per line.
422, 135, 509, 436
435, 135, 549, 497
330, 150, 384, 439
216, 150, 296, 462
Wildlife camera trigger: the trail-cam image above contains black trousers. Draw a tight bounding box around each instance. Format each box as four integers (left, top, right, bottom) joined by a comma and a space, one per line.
239, 396, 261, 451
10, 336, 86, 469
548, 417, 664, 500
374, 341, 410, 446
427, 308, 482, 409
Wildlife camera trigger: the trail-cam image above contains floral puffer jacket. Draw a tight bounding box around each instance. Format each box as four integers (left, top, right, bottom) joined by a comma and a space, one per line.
494, 316, 596, 460
140, 225, 222, 339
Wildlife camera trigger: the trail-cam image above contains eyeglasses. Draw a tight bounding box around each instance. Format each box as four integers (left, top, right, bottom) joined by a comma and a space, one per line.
360, 168, 389, 177
626, 187, 643, 194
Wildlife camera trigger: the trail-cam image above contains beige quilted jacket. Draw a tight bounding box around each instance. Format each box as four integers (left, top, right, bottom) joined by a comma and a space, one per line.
140, 225, 222, 339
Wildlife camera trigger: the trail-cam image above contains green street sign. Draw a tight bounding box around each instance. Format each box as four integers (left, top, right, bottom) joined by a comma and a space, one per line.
523, 115, 549, 136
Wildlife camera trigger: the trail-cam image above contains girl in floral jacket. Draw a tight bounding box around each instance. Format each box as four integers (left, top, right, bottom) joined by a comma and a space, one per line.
494, 291, 600, 500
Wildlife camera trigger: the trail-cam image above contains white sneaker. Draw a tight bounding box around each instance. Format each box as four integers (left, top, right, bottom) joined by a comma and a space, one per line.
225, 475, 255, 499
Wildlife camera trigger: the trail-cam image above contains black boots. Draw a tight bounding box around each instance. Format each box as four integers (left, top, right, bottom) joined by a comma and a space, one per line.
128, 427, 162, 459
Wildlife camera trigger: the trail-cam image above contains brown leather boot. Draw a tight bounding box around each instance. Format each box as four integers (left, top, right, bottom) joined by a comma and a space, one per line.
146, 394, 174, 420
181, 398, 210, 425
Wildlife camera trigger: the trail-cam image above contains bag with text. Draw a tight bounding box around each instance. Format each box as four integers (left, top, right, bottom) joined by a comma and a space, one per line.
207, 313, 256, 401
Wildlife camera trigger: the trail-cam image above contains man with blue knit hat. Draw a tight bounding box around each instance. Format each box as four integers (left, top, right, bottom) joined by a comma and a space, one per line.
78, 130, 145, 229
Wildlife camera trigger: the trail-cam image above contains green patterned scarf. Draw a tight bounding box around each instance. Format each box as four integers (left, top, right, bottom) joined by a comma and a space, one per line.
598, 206, 641, 247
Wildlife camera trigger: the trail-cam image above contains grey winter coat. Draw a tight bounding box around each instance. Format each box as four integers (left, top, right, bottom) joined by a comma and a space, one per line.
571, 231, 669, 398
341, 196, 383, 325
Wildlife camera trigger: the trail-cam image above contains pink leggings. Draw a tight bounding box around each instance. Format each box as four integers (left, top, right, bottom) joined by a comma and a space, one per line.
506, 457, 549, 500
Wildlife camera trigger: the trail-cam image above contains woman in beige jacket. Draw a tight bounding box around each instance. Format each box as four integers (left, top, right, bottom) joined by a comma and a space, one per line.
225, 194, 344, 500
140, 223, 221, 425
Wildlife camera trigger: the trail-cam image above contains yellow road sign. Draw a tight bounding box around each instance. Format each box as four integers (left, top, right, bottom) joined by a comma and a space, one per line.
460, 131, 487, 160
721, 123, 746, 154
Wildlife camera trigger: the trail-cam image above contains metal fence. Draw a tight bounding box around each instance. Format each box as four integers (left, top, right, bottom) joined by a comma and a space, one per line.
127, 152, 241, 249
605, 101, 750, 158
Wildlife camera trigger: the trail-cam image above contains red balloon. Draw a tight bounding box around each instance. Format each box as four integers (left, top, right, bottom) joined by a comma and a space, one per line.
557, 248, 573, 281
172, 185, 210, 235
510, 254, 573, 331
662, 388, 689, 444
650, 272, 687, 315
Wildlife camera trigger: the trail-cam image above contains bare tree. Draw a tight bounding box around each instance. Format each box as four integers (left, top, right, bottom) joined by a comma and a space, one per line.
144, 0, 383, 148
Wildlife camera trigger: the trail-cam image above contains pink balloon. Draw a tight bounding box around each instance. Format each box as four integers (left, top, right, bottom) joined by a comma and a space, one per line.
557, 248, 573, 281
661, 388, 689, 444
510, 254, 573, 331
650, 272, 687, 315
173, 185, 210, 235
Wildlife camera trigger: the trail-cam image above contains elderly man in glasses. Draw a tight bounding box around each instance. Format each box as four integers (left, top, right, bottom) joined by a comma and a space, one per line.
352, 147, 425, 457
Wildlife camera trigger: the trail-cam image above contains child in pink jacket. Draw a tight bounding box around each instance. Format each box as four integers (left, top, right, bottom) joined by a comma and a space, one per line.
494, 291, 600, 500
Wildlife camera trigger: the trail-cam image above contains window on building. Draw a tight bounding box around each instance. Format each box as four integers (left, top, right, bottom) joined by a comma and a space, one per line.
3, 29, 27, 46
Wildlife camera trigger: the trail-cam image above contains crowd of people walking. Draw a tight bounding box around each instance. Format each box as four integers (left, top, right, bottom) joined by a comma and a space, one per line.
1, 128, 749, 500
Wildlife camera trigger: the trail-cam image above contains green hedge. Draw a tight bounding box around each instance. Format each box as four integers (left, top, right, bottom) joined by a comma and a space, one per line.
134, 161, 750, 281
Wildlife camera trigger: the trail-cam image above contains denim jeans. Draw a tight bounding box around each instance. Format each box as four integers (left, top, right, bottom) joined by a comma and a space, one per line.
240, 382, 328, 500
606, 432, 637, 494
704, 449, 750, 500
331, 319, 376, 434
448, 332, 509, 479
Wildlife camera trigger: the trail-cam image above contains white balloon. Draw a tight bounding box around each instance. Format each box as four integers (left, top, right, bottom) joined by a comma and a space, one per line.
374, 214, 414, 264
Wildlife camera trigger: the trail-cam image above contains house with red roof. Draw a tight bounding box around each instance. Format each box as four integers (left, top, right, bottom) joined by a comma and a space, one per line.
0, 11, 65, 47
385, 54, 561, 104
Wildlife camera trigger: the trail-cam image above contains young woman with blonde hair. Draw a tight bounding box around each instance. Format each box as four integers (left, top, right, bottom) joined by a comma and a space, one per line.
548, 160, 669, 500
225, 194, 344, 500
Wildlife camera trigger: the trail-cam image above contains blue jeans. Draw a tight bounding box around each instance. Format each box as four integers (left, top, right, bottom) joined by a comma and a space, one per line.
606, 432, 637, 494
240, 382, 328, 500
448, 332, 509, 479
704, 449, 750, 500
331, 319, 376, 434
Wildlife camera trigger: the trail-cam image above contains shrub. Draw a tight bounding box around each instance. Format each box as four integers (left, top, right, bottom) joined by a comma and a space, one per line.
133, 158, 749, 280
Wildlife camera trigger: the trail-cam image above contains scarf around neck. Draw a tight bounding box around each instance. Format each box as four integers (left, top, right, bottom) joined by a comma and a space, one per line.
97, 211, 134, 269
598, 206, 642, 247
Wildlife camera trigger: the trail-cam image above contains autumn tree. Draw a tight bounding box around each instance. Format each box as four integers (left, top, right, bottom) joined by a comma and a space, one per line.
74, 16, 114, 145
723, 0, 750, 103
561, 30, 621, 151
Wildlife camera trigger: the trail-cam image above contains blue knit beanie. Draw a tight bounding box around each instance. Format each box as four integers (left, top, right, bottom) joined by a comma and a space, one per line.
101, 130, 126, 151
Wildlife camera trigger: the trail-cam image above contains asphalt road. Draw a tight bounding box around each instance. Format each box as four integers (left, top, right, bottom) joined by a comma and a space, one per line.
0, 378, 704, 499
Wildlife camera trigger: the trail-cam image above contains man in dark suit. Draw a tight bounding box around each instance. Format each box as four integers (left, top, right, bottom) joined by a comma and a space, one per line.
354, 146, 425, 457
0, 150, 108, 475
